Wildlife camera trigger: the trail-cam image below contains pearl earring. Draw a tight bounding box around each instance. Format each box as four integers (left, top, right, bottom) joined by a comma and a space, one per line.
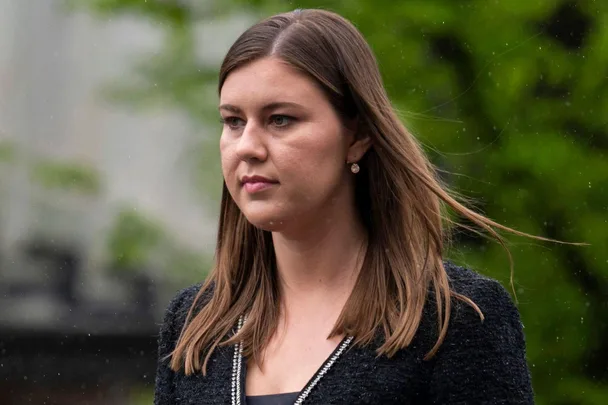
350, 162, 360, 174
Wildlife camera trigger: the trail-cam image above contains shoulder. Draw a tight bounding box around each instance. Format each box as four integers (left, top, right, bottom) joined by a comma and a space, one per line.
158, 282, 215, 342
154, 282, 216, 402
442, 260, 521, 327
438, 260, 527, 355
424, 264, 533, 402
443, 260, 509, 297
164, 283, 208, 315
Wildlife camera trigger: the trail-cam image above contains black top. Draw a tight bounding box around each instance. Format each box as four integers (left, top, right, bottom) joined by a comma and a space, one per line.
154, 262, 534, 404
246, 392, 300, 405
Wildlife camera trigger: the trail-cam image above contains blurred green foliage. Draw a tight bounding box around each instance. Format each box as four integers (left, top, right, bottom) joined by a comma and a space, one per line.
74, 0, 608, 403
106, 207, 213, 283
129, 385, 154, 405
107, 209, 165, 270
30, 159, 102, 195
0, 138, 101, 194
0, 140, 15, 163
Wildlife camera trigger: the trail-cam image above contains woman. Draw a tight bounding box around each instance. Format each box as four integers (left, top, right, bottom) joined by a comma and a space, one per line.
155, 9, 538, 405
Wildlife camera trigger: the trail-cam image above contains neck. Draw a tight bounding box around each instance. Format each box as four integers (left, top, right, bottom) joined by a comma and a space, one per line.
271, 196, 367, 308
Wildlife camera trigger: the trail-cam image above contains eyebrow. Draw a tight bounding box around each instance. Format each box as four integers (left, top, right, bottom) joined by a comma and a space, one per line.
218, 101, 305, 114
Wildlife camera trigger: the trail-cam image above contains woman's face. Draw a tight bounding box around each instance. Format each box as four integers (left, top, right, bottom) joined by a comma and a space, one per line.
219, 57, 364, 232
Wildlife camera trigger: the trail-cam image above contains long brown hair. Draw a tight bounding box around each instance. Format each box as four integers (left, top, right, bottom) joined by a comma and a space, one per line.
170, 8, 564, 375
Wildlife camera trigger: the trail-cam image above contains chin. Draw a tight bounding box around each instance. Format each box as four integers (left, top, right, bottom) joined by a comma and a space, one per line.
241, 208, 288, 232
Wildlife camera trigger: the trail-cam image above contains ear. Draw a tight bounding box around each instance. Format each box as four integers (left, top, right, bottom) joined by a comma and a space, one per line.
345, 117, 372, 163
347, 136, 372, 163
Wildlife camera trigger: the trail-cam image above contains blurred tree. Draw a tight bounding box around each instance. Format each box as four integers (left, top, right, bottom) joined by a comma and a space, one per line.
107, 208, 165, 271
30, 159, 102, 195
71, 0, 608, 403
0, 140, 102, 195
105, 206, 212, 284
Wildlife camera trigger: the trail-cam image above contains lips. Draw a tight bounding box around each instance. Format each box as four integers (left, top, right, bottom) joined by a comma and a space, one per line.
241, 175, 278, 193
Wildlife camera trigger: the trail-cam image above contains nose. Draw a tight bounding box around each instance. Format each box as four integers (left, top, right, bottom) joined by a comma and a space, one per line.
235, 121, 268, 162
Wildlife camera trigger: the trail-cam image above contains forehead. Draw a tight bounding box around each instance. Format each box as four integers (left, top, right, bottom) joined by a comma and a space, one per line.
220, 57, 325, 107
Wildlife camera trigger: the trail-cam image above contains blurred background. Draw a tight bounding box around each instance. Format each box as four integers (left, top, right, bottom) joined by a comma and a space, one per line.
0, 0, 606, 404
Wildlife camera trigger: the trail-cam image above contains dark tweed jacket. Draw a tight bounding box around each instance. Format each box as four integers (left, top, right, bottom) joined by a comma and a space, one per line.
154, 262, 534, 404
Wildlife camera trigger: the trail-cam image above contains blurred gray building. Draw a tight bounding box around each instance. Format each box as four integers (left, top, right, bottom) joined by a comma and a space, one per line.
0, 0, 250, 403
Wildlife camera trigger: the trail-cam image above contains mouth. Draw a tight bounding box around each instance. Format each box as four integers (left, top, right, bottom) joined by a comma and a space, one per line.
240, 175, 279, 194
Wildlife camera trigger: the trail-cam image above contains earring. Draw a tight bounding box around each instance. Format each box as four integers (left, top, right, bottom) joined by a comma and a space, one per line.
350, 162, 360, 174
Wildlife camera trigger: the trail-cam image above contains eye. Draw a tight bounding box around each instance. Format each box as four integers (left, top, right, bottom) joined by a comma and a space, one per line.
270, 115, 294, 128
219, 116, 245, 130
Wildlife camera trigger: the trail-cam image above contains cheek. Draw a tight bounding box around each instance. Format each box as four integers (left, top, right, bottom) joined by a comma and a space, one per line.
219, 138, 237, 177
277, 136, 346, 194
